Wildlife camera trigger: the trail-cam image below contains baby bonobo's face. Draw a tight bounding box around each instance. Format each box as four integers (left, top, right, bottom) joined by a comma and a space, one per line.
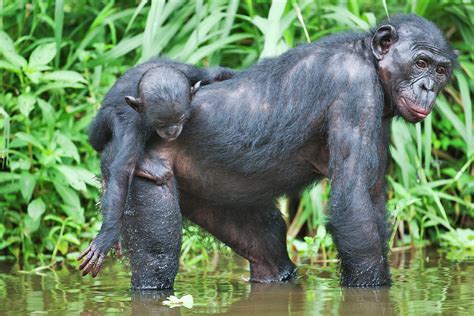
146, 100, 189, 141
124, 66, 195, 141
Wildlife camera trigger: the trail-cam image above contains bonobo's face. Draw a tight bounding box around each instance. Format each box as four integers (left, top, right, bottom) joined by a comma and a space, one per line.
371, 17, 456, 123
145, 101, 189, 141
124, 66, 192, 141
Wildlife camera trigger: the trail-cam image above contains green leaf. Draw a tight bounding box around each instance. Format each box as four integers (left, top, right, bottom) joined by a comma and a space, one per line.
55, 165, 86, 191
53, 182, 81, 208
55, 132, 79, 162
37, 99, 55, 124
0, 31, 27, 68
15, 132, 45, 150
0, 224, 5, 239
24, 216, 41, 235
18, 94, 36, 118
0, 172, 20, 182
42, 70, 86, 83
63, 233, 80, 245
20, 173, 36, 202
58, 240, 69, 255
27, 198, 46, 221
0, 60, 20, 72
61, 204, 85, 224
29, 42, 57, 68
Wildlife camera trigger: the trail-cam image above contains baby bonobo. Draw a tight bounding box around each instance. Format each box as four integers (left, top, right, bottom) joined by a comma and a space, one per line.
78, 62, 235, 277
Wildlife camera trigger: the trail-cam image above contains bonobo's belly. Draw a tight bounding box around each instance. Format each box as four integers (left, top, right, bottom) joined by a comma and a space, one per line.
143, 139, 328, 207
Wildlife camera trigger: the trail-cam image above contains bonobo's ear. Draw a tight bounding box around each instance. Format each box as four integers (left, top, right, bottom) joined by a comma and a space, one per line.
125, 96, 144, 113
191, 81, 201, 95
371, 25, 398, 60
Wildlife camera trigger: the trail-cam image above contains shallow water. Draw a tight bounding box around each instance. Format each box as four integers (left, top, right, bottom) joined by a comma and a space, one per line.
0, 250, 473, 315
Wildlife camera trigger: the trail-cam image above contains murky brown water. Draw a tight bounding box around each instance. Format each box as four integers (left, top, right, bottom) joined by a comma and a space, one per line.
0, 250, 472, 315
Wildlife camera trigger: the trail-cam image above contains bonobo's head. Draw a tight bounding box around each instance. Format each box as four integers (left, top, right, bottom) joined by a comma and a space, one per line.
371, 14, 457, 123
125, 66, 197, 141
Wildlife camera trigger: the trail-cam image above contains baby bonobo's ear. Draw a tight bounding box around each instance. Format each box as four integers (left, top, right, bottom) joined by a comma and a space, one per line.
125, 96, 144, 113
191, 81, 201, 95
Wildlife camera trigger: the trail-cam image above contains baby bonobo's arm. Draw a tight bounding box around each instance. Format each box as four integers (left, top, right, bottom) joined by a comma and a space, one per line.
78, 123, 145, 277
164, 60, 237, 85
88, 106, 114, 153
205, 67, 237, 83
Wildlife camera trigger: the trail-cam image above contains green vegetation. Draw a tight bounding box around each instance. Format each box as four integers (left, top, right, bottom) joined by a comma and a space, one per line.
0, 0, 472, 269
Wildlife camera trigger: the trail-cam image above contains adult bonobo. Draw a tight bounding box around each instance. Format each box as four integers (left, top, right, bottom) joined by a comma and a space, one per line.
85, 15, 456, 289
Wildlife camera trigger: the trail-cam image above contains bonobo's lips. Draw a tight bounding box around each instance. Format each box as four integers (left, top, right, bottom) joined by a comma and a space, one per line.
156, 130, 180, 141
399, 96, 430, 120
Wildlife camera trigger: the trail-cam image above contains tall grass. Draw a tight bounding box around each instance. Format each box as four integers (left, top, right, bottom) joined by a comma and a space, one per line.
0, 0, 472, 268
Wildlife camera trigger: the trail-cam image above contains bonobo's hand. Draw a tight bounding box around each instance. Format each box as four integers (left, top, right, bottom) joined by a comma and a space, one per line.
77, 230, 119, 277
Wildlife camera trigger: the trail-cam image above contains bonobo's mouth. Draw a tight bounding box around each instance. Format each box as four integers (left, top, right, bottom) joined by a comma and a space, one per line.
156, 130, 180, 141
399, 96, 431, 121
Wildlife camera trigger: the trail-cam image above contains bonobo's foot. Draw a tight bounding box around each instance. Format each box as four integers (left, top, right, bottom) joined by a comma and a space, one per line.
135, 160, 172, 185
340, 256, 391, 287
250, 260, 297, 283
77, 231, 119, 277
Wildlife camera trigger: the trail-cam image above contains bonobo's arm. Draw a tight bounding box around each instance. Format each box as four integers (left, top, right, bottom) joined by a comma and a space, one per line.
88, 106, 115, 153
160, 60, 237, 85
78, 123, 145, 277
326, 89, 391, 287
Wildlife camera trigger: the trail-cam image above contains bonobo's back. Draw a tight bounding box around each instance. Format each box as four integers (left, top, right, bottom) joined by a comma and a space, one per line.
180, 37, 371, 174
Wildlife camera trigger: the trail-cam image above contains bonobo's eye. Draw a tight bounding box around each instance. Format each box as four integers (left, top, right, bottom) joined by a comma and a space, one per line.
415, 59, 428, 69
436, 66, 446, 75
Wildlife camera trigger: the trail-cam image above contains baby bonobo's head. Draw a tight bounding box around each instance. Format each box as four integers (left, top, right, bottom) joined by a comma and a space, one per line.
125, 66, 198, 141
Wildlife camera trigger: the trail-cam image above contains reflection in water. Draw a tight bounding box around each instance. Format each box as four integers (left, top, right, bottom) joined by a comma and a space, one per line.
132, 290, 179, 316
0, 250, 473, 315
339, 288, 393, 316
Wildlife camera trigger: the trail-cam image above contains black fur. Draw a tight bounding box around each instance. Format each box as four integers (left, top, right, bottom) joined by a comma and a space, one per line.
78, 59, 236, 277
85, 15, 456, 289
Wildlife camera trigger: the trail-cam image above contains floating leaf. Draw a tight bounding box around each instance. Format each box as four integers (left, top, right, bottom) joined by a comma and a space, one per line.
163, 295, 193, 309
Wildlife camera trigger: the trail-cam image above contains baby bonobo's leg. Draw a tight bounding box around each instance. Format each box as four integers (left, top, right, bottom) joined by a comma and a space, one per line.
134, 156, 173, 185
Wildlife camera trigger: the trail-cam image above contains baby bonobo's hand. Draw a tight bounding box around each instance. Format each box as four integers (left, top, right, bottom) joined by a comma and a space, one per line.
77, 230, 119, 277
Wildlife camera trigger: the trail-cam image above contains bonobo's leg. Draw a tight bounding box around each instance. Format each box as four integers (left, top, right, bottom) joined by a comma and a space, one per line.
182, 200, 296, 282
327, 99, 391, 287
123, 176, 182, 291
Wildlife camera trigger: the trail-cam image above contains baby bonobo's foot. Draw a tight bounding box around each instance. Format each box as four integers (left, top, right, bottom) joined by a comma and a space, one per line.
135, 160, 172, 185
77, 231, 119, 277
